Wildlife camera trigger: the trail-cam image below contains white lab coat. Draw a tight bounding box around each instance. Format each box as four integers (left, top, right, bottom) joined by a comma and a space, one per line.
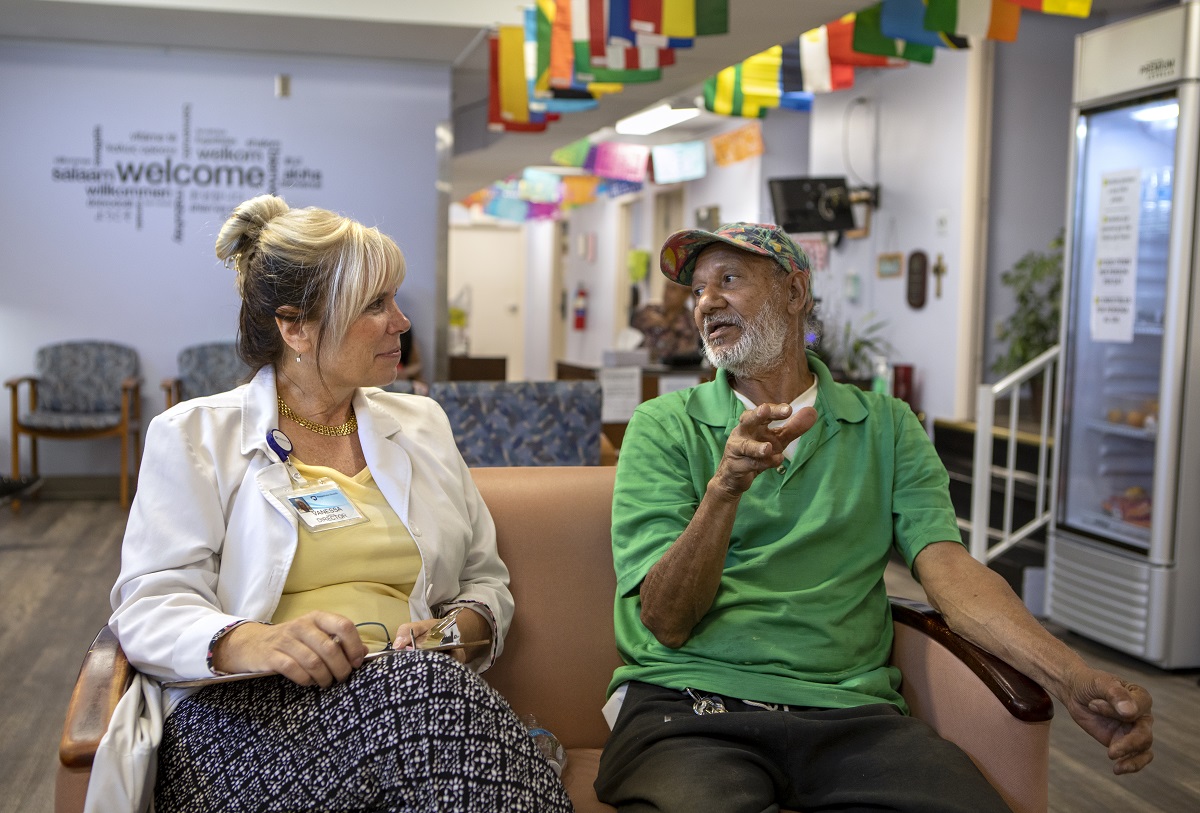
86, 365, 511, 812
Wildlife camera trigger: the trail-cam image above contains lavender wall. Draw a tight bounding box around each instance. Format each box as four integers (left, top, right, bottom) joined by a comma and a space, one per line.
0, 39, 449, 476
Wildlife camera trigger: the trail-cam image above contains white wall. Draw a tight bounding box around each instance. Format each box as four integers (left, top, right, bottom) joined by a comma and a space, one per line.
809, 51, 973, 421
984, 12, 1105, 380
0, 39, 449, 476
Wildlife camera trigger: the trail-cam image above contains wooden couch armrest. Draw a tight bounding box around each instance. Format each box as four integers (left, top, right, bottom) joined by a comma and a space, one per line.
890, 597, 1052, 813
889, 597, 1052, 722
60, 626, 133, 769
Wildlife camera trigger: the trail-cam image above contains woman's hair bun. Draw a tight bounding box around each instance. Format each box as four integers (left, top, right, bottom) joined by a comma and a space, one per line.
215, 194, 290, 266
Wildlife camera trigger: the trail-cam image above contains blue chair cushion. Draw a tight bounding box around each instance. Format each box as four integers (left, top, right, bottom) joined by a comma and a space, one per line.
35, 341, 139, 413
177, 342, 250, 401
19, 410, 124, 431
429, 381, 602, 467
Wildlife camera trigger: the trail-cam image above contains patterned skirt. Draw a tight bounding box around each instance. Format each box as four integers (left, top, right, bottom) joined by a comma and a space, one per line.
155, 650, 574, 813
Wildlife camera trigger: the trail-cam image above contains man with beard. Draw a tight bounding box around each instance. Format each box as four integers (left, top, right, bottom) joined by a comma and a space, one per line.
594, 223, 1154, 813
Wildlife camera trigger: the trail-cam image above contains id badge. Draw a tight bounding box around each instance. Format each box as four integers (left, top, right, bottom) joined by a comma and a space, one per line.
272, 479, 368, 532
266, 428, 368, 533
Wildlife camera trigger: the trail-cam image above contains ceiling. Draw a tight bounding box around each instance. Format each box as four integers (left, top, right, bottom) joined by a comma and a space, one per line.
1, 0, 1169, 200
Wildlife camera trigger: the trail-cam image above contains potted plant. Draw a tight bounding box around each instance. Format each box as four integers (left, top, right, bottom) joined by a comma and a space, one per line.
820, 313, 894, 389
992, 231, 1064, 412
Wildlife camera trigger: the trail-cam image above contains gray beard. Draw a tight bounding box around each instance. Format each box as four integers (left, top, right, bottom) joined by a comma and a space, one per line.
702, 301, 790, 377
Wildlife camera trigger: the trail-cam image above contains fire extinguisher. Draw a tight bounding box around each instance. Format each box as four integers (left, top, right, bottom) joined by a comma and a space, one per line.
572, 285, 588, 330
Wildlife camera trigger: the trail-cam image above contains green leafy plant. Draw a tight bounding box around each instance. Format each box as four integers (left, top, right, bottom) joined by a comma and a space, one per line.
825, 314, 894, 380
992, 232, 1064, 376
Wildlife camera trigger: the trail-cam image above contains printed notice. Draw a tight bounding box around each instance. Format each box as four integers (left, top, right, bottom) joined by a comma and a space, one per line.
599, 367, 642, 423
1090, 169, 1140, 343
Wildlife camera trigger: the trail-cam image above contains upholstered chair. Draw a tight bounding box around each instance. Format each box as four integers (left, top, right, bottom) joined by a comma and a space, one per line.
6, 341, 141, 509
428, 380, 603, 466
161, 341, 249, 408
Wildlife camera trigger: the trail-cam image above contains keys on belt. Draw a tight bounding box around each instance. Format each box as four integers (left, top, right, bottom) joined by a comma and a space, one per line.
684, 687, 727, 715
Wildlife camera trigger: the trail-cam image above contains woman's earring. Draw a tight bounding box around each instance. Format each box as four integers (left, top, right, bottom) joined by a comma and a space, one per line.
296, 353, 302, 363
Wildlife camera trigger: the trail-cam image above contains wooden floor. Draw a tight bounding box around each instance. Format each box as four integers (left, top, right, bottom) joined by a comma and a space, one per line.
2, 498, 1197, 813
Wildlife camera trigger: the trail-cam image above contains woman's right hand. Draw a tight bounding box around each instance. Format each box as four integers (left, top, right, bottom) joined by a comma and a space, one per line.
210, 611, 367, 688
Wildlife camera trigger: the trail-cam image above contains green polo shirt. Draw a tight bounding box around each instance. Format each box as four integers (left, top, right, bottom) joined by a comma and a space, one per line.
609, 353, 963, 712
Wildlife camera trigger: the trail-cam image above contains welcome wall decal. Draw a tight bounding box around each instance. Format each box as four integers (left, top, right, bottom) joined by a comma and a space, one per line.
48, 103, 325, 243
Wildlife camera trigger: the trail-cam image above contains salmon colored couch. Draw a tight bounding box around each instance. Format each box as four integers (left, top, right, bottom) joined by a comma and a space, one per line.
58, 466, 1053, 813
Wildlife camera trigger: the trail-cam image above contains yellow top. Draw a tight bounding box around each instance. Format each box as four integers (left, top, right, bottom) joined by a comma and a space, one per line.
271, 459, 422, 652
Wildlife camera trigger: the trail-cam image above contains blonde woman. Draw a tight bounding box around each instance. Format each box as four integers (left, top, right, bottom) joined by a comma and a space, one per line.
100, 195, 573, 812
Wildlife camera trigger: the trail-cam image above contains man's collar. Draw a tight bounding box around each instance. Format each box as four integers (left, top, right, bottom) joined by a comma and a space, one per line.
686, 352, 868, 428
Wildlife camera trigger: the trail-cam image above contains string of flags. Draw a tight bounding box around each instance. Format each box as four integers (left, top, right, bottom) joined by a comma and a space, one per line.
470, 0, 1091, 219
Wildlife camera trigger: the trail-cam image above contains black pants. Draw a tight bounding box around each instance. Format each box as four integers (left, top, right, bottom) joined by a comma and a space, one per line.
595, 681, 1012, 813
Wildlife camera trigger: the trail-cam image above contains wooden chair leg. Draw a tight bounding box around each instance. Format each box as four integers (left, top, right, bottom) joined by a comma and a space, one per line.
118, 429, 129, 510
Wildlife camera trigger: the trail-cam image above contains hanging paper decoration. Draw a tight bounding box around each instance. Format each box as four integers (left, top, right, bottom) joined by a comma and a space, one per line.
552, 136, 595, 167
484, 181, 532, 221
651, 140, 707, 184
600, 178, 644, 197
923, 0, 1021, 42
710, 122, 764, 167
592, 141, 651, 182
562, 174, 601, 207
880, 0, 970, 49
1008, 0, 1091, 17
520, 167, 565, 203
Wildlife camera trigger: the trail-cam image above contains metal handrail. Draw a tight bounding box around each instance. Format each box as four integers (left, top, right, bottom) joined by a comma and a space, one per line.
968, 346, 1060, 563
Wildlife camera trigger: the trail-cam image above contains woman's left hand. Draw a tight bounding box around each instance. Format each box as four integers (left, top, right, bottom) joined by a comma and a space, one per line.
394, 607, 491, 664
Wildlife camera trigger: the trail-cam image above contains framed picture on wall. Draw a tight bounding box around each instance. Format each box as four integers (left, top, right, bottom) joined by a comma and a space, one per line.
877, 252, 903, 279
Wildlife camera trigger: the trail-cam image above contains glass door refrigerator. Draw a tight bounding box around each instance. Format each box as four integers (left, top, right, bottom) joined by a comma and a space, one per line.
1048, 0, 1200, 668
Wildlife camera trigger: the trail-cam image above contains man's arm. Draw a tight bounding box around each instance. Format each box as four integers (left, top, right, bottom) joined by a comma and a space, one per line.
639, 403, 817, 647
915, 541, 1154, 774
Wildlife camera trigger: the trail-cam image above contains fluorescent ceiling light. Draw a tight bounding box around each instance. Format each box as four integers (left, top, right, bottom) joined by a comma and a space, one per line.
615, 104, 701, 136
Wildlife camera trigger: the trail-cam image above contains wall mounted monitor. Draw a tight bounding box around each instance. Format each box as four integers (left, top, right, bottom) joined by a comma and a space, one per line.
768, 176, 857, 234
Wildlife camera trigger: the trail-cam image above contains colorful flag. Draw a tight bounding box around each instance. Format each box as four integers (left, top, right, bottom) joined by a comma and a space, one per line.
489, 30, 549, 132
924, 0, 1021, 41
826, 15, 908, 67
550, 0, 576, 88
1008, 0, 1091, 17
778, 39, 814, 111
881, 0, 970, 48
661, 0, 695, 38
573, 0, 662, 82
800, 27, 854, 93
852, 3, 936, 64
710, 122, 764, 166
695, 0, 729, 35
630, 0, 694, 47
529, 6, 599, 114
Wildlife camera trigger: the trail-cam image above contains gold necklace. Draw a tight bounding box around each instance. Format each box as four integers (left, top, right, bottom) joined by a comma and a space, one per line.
277, 396, 358, 437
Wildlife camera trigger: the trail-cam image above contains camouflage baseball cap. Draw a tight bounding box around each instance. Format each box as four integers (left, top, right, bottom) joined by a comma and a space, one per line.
659, 222, 810, 285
